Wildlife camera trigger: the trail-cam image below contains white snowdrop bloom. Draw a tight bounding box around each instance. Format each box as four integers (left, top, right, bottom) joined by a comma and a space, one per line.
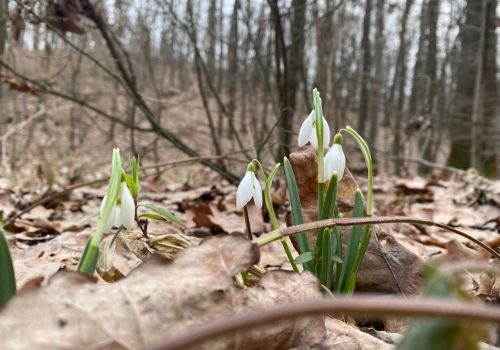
236, 166, 262, 209
324, 134, 346, 182
100, 182, 135, 232
298, 110, 330, 149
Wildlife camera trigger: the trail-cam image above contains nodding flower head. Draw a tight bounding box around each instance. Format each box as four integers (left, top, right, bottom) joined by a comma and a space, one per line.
236, 162, 263, 209
298, 110, 330, 150
324, 133, 346, 182
100, 182, 135, 232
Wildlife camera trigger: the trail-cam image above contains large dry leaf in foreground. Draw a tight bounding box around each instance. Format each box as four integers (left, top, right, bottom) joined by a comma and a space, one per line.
316, 317, 391, 350
0, 235, 325, 350
289, 146, 424, 294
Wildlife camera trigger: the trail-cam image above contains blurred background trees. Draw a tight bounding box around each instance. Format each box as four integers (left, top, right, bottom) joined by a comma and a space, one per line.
0, 0, 498, 180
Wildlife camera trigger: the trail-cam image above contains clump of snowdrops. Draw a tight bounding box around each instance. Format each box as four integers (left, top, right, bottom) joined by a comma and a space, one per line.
237, 89, 373, 294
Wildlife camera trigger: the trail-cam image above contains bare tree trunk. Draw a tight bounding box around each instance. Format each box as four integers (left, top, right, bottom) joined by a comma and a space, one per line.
368, 0, 385, 148
470, 0, 487, 170
391, 0, 414, 175
227, 0, 240, 140
269, 0, 290, 159
207, 0, 217, 86
409, 1, 427, 116
357, 0, 372, 137
287, 0, 306, 136
418, 0, 439, 173
0, 0, 6, 56
449, 0, 498, 176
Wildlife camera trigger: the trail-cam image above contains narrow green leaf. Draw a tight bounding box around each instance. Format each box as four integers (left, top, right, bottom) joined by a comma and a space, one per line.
78, 237, 98, 275
319, 229, 332, 290
130, 156, 141, 195
333, 220, 343, 292
0, 229, 16, 308
284, 158, 312, 272
138, 204, 186, 227
314, 228, 324, 276
331, 255, 343, 264
79, 148, 122, 274
337, 190, 364, 292
346, 273, 357, 296
139, 213, 166, 221
123, 173, 137, 199
321, 172, 339, 220
295, 252, 314, 264
351, 225, 372, 276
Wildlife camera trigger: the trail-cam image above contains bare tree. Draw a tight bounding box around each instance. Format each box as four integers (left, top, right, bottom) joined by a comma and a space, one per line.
357, 0, 372, 137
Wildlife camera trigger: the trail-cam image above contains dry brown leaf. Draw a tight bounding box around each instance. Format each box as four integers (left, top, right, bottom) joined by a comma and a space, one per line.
317, 317, 391, 350
432, 239, 491, 265
395, 176, 428, 193
0, 235, 325, 349
288, 145, 424, 295
476, 274, 494, 299
0, 74, 38, 96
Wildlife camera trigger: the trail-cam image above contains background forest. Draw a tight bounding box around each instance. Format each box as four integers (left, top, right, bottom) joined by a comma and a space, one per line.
0, 0, 498, 181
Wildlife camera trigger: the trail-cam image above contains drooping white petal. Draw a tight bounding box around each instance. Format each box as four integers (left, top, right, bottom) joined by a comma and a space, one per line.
322, 117, 331, 149
119, 183, 135, 229
101, 195, 117, 232
309, 130, 318, 148
324, 144, 346, 182
251, 172, 263, 209
298, 111, 314, 147
114, 206, 121, 228
236, 171, 254, 209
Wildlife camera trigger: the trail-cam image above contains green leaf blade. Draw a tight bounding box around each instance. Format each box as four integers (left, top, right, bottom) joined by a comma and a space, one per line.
139, 204, 185, 227
284, 158, 312, 272
0, 229, 16, 308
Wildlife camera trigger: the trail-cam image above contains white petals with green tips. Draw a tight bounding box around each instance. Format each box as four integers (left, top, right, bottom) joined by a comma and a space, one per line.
236, 171, 262, 209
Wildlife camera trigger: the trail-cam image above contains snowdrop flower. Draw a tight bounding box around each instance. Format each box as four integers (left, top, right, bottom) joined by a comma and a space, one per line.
298, 110, 330, 149
324, 133, 346, 182
236, 163, 262, 209
100, 182, 135, 232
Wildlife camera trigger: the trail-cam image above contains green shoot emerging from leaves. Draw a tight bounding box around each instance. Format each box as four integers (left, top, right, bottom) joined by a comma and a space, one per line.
78, 149, 185, 275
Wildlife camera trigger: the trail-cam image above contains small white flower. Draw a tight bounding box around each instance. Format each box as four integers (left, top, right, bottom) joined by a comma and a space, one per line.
236, 170, 263, 209
100, 182, 135, 232
298, 110, 330, 149
324, 142, 346, 182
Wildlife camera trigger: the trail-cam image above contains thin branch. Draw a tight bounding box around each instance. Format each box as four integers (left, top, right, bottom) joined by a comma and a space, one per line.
0, 61, 153, 132
141, 296, 500, 350
279, 216, 500, 261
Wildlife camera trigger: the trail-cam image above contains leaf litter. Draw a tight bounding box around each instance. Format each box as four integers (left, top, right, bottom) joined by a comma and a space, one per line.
1, 150, 500, 348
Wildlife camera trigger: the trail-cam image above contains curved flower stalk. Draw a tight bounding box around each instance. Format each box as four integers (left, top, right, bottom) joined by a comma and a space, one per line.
236, 163, 262, 210
100, 182, 135, 231
324, 133, 346, 182
298, 110, 330, 150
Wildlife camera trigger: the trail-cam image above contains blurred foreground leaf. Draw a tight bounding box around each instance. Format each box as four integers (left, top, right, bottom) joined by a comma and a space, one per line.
397, 264, 487, 350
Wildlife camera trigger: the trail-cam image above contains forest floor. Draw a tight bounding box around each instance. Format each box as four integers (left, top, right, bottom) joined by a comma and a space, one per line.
1, 149, 500, 349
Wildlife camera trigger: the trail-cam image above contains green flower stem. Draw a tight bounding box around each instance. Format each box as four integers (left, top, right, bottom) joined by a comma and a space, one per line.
281, 239, 299, 273
243, 205, 253, 240
78, 149, 123, 274
251, 159, 299, 273
341, 127, 374, 284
